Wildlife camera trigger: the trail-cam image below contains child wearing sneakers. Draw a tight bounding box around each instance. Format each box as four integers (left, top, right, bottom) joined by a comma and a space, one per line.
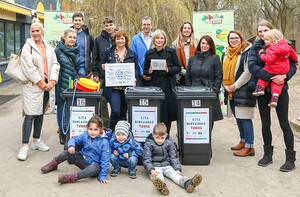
143, 123, 202, 195
110, 121, 143, 179
252, 29, 298, 107
41, 115, 111, 184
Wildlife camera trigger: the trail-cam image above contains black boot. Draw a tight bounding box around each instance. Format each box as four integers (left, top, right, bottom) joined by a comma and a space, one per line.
280, 150, 296, 172
258, 145, 273, 167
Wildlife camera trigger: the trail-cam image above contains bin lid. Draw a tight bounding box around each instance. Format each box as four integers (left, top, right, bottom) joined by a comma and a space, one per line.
174, 86, 216, 99
125, 86, 165, 99
62, 89, 103, 98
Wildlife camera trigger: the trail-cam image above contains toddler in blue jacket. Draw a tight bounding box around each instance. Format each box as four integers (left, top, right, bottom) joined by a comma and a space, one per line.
41, 115, 111, 184
110, 121, 143, 179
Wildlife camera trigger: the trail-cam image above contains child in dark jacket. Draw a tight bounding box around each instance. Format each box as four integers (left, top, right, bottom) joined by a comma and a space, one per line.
41, 115, 111, 184
110, 121, 143, 179
252, 29, 298, 107
143, 123, 202, 195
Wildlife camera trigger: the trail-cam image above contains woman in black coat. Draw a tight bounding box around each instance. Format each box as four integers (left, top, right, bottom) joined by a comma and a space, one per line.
185, 35, 223, 124
143, 30, 181, 133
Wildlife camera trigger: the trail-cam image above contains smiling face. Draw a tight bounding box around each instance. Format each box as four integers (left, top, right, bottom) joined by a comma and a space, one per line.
258, 25, 271, 41
115, 35, 126, 48
228, 32, 241, 48
142, 19, 152, 34
73, 16, 84, 31
64, 32, 77, 47
154, 33, 166, 49
115, 132, 128, 143
200, 38, 210, 52
104, 22, 116, 35
31, 25, 43, 42
182, 23, 192, 38
87, 123, 102, 138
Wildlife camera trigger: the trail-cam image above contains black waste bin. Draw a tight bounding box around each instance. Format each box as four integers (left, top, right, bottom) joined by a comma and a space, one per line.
175, 86, 216, 165
62, 89, 102, 143
125, 86, 165, 143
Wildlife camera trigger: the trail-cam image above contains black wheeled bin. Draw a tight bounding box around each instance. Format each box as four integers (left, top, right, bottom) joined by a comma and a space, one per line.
62, 89, 102, 143
174, 86, 216, 165
125, 86, 165, 143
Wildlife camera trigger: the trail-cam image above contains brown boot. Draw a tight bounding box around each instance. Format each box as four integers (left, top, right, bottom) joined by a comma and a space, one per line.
231, 142, 245, 150
233, 148, 255, 157
58, 173, 78, 184
152, 178, 169, 195
41, 157, 58, 173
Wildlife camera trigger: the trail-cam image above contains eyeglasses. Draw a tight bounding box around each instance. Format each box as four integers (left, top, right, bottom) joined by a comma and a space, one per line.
229, 37, 240, 41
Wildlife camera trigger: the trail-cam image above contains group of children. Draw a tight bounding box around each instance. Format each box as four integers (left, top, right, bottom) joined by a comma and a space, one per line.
41, 115, 202, 195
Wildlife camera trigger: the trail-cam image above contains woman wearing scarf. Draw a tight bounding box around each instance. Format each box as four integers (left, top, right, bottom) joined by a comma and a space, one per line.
172, 21, 198, 85
223, 30, 256, 157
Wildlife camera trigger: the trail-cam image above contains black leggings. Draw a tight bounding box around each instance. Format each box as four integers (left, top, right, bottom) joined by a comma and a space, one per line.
22, 91, 49, 144
257, 91, 294, 150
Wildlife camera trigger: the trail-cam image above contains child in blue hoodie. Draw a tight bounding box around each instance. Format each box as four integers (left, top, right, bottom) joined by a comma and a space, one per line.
110, 121, 143, 179
41, 115, 111, 184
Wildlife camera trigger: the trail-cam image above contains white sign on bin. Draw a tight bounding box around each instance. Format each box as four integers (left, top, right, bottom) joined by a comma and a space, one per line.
151, 59, 166, 70
132, 106, 157, 142
184, 108, 209, 144
105, 63, 135, 87
70, 106, 95, 138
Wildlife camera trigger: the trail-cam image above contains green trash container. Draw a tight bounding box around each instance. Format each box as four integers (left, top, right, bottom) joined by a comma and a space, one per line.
62, 89, 102, 143
174, 86, 216, 165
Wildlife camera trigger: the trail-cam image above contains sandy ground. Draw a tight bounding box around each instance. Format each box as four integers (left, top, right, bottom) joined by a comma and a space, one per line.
0, 71, 299, 197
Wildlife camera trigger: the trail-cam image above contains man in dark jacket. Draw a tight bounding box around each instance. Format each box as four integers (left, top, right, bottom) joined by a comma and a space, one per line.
91, 16, 116, 128
71, 12, 94, 77
142, 123, 202, 195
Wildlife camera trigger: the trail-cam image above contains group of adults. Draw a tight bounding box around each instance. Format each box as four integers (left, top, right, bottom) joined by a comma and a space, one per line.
17, 12, 297, 172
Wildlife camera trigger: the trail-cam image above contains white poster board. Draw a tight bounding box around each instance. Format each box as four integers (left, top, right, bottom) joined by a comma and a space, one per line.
70, 106, 95, 138
151, 59, 166, 70
105, 63, 135, 87
132, 106, 157, 142
184, 108, 210, 144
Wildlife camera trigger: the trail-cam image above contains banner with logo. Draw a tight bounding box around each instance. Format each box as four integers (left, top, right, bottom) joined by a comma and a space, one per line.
44, 11, 75, 41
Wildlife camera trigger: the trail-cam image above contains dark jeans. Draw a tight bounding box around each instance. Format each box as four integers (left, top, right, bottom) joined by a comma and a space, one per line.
110, 154, 138, 174
257, 91, 294, 150
230, 100, 254, 147
56, 150, 100, 179
109, 89, 127, 130
22, 91, 49, 144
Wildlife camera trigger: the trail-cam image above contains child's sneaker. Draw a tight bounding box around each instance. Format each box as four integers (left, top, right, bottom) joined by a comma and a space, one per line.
110, 169, 121, 177
129, 171, 136, 179
252, 85, 265, 96
152, 177, 169, 195
268, 94, 279, 107
31, 139, 49, 151
17, 145, 29, 161
184, 173, 202, 193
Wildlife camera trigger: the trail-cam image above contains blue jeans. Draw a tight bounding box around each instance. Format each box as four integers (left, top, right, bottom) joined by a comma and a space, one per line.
230, 100, 254, 148
110, 154, 138, 174
109, 89, 127, 129
78, 67, 86, 78
56, 101, 65, 130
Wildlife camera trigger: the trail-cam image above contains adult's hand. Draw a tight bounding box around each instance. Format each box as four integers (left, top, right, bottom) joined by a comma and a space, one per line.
142, 75, 151, 81
228, 84, 236, 92
102, 64, 106, 71
93, 76, 99, 82
223, 85, 232, 93
165, 63, 168, 73
149, 63, 153, 74
271, 74, 286, 85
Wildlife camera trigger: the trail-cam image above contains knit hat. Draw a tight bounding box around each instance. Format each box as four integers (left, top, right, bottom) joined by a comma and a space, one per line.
115, 121, 130, 136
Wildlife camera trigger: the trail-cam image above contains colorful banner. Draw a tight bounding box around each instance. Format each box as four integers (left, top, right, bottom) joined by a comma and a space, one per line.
44, 11, 75, 41
184, 108, 210, 144
132, 106, 157, 142
70, 106, 95, 138
193, 10, 234, 59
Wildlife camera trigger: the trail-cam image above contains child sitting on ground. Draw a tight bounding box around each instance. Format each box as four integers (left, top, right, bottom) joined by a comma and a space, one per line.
41, 115, 111, 184
252, 29, 298, 107
143, 123, 202, 195
110, 121, 143, 179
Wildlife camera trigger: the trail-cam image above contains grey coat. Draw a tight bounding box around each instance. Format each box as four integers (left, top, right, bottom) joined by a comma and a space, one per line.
142, 134, 181, 174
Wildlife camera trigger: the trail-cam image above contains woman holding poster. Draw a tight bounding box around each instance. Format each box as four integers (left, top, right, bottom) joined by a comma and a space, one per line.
144, 30, 181, 133
185, 35, 223, 125
172, 21, 199, 85
101, 30, 140, 130
222, 30, 255, 157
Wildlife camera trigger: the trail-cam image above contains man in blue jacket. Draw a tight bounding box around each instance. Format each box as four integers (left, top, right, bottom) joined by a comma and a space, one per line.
131, 16, 153, 86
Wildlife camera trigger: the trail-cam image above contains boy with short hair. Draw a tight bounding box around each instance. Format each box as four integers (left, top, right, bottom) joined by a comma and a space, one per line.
143, 123, 202, 195
110, 121, 143, 179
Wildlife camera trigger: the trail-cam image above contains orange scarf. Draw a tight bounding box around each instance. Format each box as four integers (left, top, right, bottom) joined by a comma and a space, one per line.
223, 45, 242, 99
176, 40, 196, 69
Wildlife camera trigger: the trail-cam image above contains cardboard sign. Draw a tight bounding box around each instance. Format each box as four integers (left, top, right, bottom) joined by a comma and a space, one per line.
105, 63, 135, 87
151, 59, 166, 70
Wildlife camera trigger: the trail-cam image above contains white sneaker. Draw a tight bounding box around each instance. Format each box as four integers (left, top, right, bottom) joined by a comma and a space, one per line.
31, 139, 50, 151
17, 145, 29, 161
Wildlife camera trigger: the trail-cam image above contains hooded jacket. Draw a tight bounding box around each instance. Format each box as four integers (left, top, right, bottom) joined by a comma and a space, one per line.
142, 134, 181, 174
68, 131, 111, 182
110, 131, 143, 160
